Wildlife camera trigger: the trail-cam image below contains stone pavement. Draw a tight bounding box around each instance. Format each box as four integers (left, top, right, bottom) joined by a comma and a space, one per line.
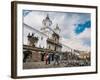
23, 61, 67, 69
23, 60, 90, 69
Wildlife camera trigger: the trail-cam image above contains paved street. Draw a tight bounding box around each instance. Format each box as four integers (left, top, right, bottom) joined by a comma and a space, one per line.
23, 61, 65, 69
23, 60, 90, 69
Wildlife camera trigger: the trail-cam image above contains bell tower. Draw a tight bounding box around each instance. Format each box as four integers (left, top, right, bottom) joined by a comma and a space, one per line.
54, 24, 61, 34
41, 14, 52, 36
42, 14, 52, 27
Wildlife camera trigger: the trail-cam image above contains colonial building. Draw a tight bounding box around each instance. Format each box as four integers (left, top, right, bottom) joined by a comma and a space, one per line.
78, 51, 90, 60
23, 14, 91, 68
23, 14, 62, 62
41, 14, 62, 52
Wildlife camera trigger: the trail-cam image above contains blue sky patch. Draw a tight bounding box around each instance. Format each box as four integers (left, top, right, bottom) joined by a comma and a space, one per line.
75, 20, 91, 34
23, 10, 32, 17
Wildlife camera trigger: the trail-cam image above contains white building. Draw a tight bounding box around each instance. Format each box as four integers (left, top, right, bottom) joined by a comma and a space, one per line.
23, 14, 81, 63
23, 14, 62, 52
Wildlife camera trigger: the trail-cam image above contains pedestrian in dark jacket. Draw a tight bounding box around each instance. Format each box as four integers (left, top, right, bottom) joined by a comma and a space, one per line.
54, 53, 60, 65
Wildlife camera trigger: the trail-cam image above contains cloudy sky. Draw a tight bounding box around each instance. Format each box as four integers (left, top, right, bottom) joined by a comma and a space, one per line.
23, 10, 91, 51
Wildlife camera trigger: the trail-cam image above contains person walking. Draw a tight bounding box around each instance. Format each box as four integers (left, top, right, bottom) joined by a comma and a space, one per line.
54, 53, 60, 65
48, 54, 51, 64
44, 53, 49, 65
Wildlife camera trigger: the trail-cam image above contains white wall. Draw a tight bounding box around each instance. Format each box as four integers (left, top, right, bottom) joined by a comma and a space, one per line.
23, 23, 48, 48
0, 0, 100, 80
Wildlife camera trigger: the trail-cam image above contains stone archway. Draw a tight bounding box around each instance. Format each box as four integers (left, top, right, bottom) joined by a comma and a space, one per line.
23, 50, 32, 63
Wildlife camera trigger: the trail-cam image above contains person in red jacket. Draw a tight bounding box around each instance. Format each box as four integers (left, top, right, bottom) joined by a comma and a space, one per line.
44, 53, 49, 65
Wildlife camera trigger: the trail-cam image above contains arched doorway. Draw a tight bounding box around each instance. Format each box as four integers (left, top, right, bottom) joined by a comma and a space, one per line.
23, 50, 32, 63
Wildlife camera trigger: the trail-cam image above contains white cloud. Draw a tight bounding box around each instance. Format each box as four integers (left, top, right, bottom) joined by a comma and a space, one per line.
76, 28, 91, 39
61, 37, 90, 51
24, 11, 45, 31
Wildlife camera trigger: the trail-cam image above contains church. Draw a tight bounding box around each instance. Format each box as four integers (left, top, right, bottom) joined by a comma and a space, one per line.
23, 14, 90, 68
23, 14, 63, 62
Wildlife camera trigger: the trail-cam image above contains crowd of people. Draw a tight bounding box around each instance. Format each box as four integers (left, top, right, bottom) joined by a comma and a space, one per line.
43, 52, 61, 65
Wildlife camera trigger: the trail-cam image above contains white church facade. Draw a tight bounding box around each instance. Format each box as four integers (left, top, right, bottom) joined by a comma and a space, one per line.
23, 14, 62, 52
23, 14, 80, 63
